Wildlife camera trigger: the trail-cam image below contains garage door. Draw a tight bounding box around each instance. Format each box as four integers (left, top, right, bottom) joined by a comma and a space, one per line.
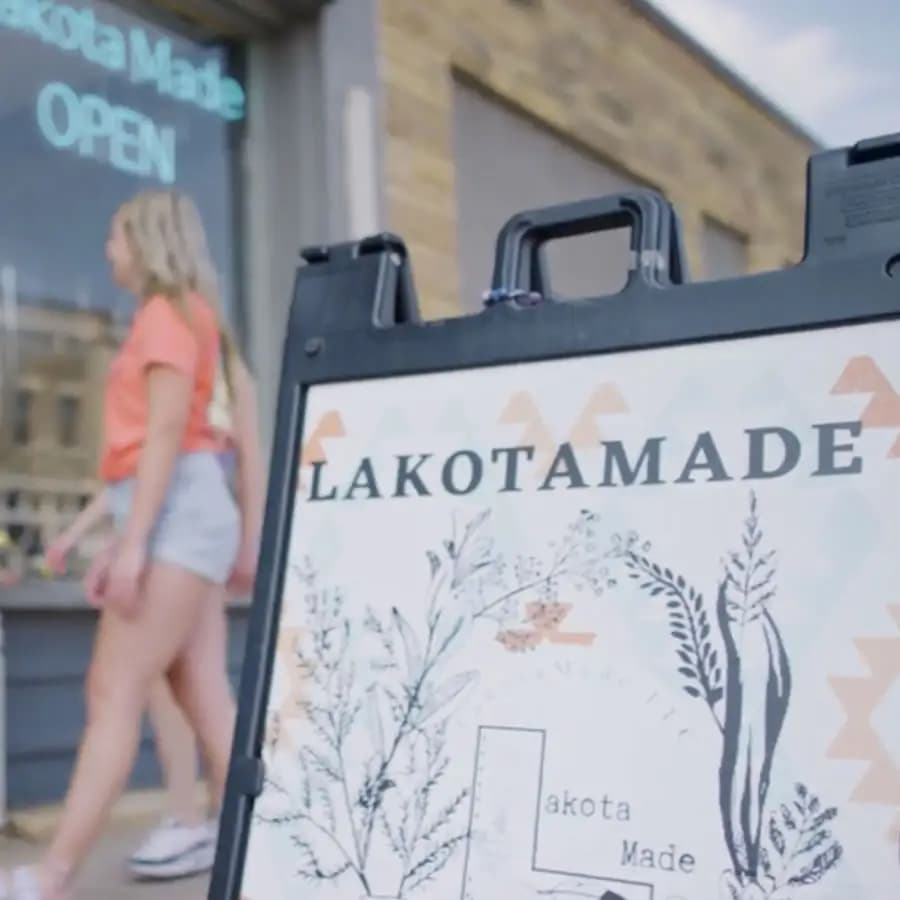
452, 81, 640, 312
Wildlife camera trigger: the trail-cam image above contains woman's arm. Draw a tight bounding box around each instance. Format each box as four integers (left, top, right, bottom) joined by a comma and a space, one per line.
232, 359, 265, 541
122, 366, 191, 546
227, 359, 265, 594
65, 489, 110, 544
106, 365, 191, 612
46, 489, 111, 574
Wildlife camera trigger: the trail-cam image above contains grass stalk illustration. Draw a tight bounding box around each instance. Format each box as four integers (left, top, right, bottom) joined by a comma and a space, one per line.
627, 492, 842, 899
257, 508, 619, 897
716, 494, 791, 886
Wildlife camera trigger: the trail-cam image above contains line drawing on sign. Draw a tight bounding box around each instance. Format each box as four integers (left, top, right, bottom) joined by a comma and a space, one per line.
626, 492, 844, 900
254, 508, 632, 898
459, 726, 653, 900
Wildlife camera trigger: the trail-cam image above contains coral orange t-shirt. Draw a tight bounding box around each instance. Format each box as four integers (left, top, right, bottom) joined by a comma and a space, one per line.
99, 294, 222, 482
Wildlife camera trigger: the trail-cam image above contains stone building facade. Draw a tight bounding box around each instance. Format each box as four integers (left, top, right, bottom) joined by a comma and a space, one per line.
379, 0, 814, 316
0, 0, 822, 816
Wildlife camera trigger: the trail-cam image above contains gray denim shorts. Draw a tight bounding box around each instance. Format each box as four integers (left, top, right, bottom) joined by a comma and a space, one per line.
107, 451, 241, 585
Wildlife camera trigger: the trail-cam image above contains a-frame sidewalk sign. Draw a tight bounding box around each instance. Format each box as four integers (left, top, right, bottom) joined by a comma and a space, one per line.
211, 132, 900, 900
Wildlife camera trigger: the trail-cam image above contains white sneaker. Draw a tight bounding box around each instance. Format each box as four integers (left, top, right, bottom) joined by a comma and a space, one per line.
10, 869, 44, 900
0, 867, 70, 900
128, 817, 217, 881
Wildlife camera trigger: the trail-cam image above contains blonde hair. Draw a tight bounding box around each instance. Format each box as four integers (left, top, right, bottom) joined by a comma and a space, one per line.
115, 189, 239, 433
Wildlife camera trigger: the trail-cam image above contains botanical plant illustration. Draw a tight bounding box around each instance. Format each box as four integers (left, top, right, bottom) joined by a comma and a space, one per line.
760, 783, 842, 890
257, 508, 625, 897
626, 492, 843, 900
717, 496, 791, 896
626, 556, 724, 733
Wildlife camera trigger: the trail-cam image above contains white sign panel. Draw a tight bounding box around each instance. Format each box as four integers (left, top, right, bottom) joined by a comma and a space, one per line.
242, 320, 900, 900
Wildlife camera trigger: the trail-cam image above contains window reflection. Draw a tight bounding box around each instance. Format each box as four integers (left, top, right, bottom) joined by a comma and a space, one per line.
58, 394, 80, 449
13, 390, 33, 446
0, 0, 244, 583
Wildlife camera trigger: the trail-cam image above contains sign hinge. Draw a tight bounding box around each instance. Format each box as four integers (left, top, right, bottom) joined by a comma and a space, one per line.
229, 755, 265, 798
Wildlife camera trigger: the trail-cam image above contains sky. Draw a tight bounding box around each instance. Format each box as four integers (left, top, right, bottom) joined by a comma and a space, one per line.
648, 0, 900, 148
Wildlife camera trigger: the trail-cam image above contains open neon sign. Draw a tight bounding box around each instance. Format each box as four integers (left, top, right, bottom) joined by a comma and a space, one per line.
0, 0, 246, 120
37, 81, 175, 183
1, 0, 245, 184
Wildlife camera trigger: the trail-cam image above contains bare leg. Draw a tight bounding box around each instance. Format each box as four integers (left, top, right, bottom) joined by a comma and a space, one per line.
39, 563, 216, 894
169, 589, 237, 811
147, 679, 202, 824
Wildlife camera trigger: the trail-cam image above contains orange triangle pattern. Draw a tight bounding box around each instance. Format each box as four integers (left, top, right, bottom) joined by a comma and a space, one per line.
298, 410, 347, 491
889, 817, 900, 847
299, 410, 347, 467
829, 369, 900, 835
861, 391, 900, 428
826, 603, 900, 843
300, 438, 325, 467
889, 434, 900, 459
316, 410, 346, 440
497, 383, 631, 485
830, 356, 900, 460
569, 383, 629, 448
583, 383, 629, 416
831, 356, 893, 394
499, 391, 540, 424
568, 414, 601, 448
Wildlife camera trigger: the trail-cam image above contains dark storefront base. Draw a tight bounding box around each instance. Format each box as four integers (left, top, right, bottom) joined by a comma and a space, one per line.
4, 585, 250, 810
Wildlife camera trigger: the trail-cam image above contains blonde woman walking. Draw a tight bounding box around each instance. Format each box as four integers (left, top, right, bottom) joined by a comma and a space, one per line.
3, 190, 262, 899
45, 366, 262, 883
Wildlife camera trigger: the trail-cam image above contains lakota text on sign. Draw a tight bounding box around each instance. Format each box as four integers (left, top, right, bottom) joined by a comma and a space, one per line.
305, 420, 863, 501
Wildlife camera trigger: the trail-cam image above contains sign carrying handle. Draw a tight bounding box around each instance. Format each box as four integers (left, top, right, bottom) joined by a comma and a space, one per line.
489, 189, 688, 303
299, 232, 422, 332
803, 131, 900, 264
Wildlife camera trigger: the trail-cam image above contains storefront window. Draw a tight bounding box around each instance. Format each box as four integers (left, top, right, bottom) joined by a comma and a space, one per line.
0, 0, 246, 584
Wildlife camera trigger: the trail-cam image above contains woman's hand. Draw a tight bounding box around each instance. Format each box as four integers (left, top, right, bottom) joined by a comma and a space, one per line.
45, 490, 110, 577
103, 539, 147, 616
45, 532, 75, 576
227, 530, 259, 597
83, 541, 114, 607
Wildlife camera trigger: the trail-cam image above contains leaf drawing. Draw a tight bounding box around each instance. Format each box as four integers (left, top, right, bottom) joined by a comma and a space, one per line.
629, 492, 842, 899
254, 507, 622, 897
717, 494, 793, 887
393, 607, 424, 678
762, 782, 843, 892
626, 554, 725, 732
769, 816, 786, 857
364, 686, 386, 759
416, 671, 479, 727
717, 576, 792, 880
789, 844, 843, 886
722, 492, 777, 625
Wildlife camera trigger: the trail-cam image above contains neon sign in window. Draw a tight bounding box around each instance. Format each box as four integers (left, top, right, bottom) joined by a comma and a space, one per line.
0, 0, 245, 184
37, 81, 176, 183
0, 0, 241, 337
0, 0, 246, 121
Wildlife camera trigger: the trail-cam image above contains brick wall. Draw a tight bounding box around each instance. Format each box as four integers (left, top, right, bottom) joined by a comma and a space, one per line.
379, 0, 813, 317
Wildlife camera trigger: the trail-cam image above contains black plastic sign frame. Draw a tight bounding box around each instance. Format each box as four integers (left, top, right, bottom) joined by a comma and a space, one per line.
212, 133, 900, 900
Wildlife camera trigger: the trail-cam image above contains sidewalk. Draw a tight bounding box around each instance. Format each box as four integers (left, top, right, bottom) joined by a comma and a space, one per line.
0, 822, 209, 899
